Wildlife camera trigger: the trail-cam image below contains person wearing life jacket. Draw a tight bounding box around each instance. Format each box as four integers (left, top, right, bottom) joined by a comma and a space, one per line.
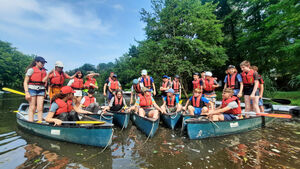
140, 69, 156, 96
172, 75, 182, 100
203, 71, 219, 107
206, 88, 242, 121
24, 56, 48, 122
200, 71, 206, 89
160, 75, 171, 99
192, 72, 203, 90
251, 66, 264, 112
240, 60, 260, 113
79, 88, 100, 114
130, 79, 142, 105
161, 89, 182, 114
48, 61, 76, 100
224, 65, 243, 98
67, 71, 84, 106
103, 72, 114, 99
45, 86, 93, 126
103, 89, 127, 112
82, 71, 99, 95
108, 74, 122, 100
183, 88, 213, 116
135, 87, 165, 120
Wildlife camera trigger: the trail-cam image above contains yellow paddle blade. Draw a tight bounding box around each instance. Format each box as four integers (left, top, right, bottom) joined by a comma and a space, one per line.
179, 100, 183, 104
2, 87, 25, 96
75, 121, 105, 124
13, 110, 19, 113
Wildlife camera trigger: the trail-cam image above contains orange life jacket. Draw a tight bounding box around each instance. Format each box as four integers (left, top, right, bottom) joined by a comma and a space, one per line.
221, 96, 241, 115
172, 80, 180, 93
108, 77, 113, 83
28, 67, 47, 85
133, 84, 141, 93
192, 79, 201, 89
50, 71, 65, 86
203, 79, 215, 92
113, 96, 123, 106
143, 76, 152, 89
138, 93, 152, 108
227, 73, 240, 89
241, 69, 255, 86
83, 96, 95, 107
110, 80, 119, 91
192, 96, 204, 108
54, 99, 73, 115
167, 95, 175, 107
84, 77, 97, 88
71, 77, 84, 90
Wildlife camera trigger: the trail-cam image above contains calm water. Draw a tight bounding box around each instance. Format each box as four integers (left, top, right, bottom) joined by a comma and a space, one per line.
0, 93, 299, 169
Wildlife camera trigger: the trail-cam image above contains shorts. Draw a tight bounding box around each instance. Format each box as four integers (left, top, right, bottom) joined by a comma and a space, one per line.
29, 89, 45, 96
161, 93, 167, 98
167, 107, 176, 113
243, 87, 259, 96
194, 107, 202, 115
259, 98, 263, 106
223, 114, 237, 121
144, 108, 155, 116
108, 91, 114, 100
74, 90, 82, 97
203, 92, 216, 103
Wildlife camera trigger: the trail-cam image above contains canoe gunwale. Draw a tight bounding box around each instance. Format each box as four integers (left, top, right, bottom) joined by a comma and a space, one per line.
108, 110, 131, 115
185, 116, 265, 124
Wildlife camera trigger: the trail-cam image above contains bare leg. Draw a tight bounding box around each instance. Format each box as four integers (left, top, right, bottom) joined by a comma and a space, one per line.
176, 104, 182, 112
28, 96, 37, 122
259, 106, 264, 113
244, 95, 251, 112
188, 105, 195, 115
36, 96, 44, 121
252, 96, 260, 113
161, 105, 166, 114
148, 110, 159, 120
138, 108, 146, 117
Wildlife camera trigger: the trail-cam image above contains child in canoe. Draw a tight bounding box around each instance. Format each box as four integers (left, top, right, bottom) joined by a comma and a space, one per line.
80, 88, 100, 113
45, 86, 93, 126
161, 89, 182, 114
203, 71, 219, 108
183, 88, 213, 116
223, 65, 243, 98
103, 89, 127, 112
205, 88, 242, 121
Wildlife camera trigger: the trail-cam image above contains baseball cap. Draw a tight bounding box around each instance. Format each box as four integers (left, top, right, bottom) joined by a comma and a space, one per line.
55, 61, 64, 68
228, 65, 235, 69
141, 69, 147, 75
133, 79, 139, 85
61, 86, 75, 94
193, 72, 199, 76
174, 75, 180, 78
34, 56, 47, 63
113, 74, 117, 78
205, 71, 213, 77
162, 75, 168, 78
167, 88, 174, 94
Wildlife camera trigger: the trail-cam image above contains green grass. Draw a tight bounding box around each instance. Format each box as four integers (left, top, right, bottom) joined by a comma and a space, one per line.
270, 91, 300, 106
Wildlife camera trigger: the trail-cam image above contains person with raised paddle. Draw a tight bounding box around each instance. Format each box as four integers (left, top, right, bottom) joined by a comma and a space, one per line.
23, 56, 48, 122
108, 74, 122, 100
67, 70, 84, 106
251, 66, 264, 112
183, 88, 213, 116
160, 75, 171, 100
161, 89, 182, 114
204, 88, 242, 121
192, 72, 203, 90
80, 88, 100, 114
224, 65, 243, 98
45, 86, 93, 126
240, 60, 260, 113
172, 75, 182, 100
140, 69, 156, 96
203, 71, 219, 108
130, 79, 141, 105
135, 87, 165, 120
103, 72, 114, 102
103, 89, 127, 112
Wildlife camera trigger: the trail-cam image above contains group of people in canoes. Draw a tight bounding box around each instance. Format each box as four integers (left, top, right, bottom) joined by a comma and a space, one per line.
23, 56, 264, 125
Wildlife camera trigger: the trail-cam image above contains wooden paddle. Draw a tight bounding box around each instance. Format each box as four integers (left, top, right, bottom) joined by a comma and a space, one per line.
262, 97, 291, 105
2, 87, 50, 102
256, 113, 292, 119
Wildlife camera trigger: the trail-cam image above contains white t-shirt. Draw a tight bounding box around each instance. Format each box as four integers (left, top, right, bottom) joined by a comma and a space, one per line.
227, 101, 238, 109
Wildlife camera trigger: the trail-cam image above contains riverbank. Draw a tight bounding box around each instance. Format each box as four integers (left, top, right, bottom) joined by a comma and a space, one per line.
271, 91, 300, 106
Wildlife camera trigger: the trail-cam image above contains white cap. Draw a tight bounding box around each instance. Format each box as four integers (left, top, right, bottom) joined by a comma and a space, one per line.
205, 71, 212, 77
55, 61, 64, 68
141, 69, 147, 75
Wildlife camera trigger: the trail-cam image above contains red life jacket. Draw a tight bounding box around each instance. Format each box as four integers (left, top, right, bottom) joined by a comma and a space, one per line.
241, 69, 255, 86
203, 79, 215, 92
133, 84, 141, 93
113, 96, 123, 106
71, 77, 84, 90
172, 80, 180, 93
192, 79, 201, 89
54, 99, 73, 115
192, 96, 204, 108
138, 93, 152, 107
143, 76, 152, 89
28, 67, 47, 85
50, 71, 65, 86
108, 77, 113, 83
167, 95, 176, 107
84, 77, 97, 88
83, 96, 95, 107
227, 73, 240, 89
221, 96, 241, 115
110, 80, 119, 90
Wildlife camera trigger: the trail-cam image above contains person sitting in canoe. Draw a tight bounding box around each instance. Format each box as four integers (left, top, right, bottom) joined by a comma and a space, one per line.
203, 71, 219, 108
140, 69, 156, 96
130, 79, 141, 105
183, 88, 212, 116
172, 75, 181, 100
205, 88, 242, 121
160, 75, 171, 100
103, 89, 127, 112
108, 74, 122, 101
67, 70, 84, 106
80, 88, 100, 114
45, 86, 93, 126
161, 89, 182, 114
223, 65, 243, 98
135, 87, 165, 120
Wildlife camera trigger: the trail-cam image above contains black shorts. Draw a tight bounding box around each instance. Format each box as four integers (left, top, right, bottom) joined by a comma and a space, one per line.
243, 87, 259, 96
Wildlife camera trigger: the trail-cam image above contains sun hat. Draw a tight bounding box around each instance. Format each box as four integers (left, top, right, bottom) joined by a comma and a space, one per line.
205, 71, 213, 77
141, 69, 147, 75
55, 61, 64, 68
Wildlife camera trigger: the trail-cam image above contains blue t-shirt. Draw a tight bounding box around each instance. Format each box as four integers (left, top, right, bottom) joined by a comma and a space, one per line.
140, 77, 154, 83
224, 74, 242, 83
164, 96, 179, 104
50, 102, 75, 112
189, 96, 210, 104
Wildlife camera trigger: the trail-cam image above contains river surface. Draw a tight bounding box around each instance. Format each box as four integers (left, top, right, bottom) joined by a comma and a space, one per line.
0, 93, 299, 169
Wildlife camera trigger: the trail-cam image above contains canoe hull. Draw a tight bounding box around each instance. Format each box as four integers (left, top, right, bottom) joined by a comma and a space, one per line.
131, 113, 159, 138
112, 111, 130, 129
161, 112, 182, 129
88, 113, 113, 124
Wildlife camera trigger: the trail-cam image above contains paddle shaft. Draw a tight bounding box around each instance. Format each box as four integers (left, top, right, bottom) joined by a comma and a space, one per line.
256, 113, 292, 119
3, 87, 50, 102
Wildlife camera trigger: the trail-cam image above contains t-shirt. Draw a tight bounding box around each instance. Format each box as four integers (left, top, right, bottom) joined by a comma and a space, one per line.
189, 96, 210, 104
109, 97, 127, 107
26, 68, 46, 90
80, 97, 97, 104
67, 79, 74, 86
227, 101, 238, 109
224, 74, 243, 83
49, 102, 75, 112
140, 76, 154, 88
164, 96, 179, 104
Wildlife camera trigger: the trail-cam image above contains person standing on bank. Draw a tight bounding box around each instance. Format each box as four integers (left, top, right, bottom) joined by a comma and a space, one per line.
140, 69, 156, 96
172, 75, 182, 100
103, 72, 114, 101
24, 56, 48, 122
130, 79, 142, 105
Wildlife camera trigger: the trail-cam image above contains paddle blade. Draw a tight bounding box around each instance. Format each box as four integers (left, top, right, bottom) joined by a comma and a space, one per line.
271, 99, 291, 105
256, 113, 292, 119
2, 87, 25, 96
74, 121, 105, 124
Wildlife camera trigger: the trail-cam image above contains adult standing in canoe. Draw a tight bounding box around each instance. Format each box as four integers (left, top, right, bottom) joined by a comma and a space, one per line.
160, 75, 171, 100
192, 72, 203, 90
23, 56, 47, 122
223, 65, 243, 98
130, 79, 141, 105
67, 71, 84, 106
203, 71, 219, 107
135, 87, 164, 120
45, 86, 93, 126
183, 88, 212, 115
80, 88, 100, 114
161, 89, 182, 113
103, 89, 127, 112
83, 71, 99, 95
205, 88, 242, 121
103, 72, 114, 101
108, 74, 122, 100
240, 61, 260, 113
172, 75, 181, 100
140, 69, 156, 96
48, 61, 76, 100
251, 66, 264, 112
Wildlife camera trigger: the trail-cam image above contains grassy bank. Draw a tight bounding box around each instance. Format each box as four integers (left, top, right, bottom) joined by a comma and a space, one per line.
270, 91, 300, 106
